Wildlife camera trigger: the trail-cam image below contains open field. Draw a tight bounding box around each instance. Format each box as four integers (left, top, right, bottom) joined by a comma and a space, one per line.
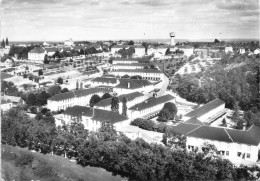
1, 144, 125, 181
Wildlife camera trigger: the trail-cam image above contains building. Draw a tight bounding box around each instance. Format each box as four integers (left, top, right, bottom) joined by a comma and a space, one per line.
1, 95, 25, 106
170, 32, 176, 46
112, 59, 139, 64
64, 38, 74, 46
111, 45, 146, 57
171, 122, 260, 163
90, 77, 154, 95
254, 48, 260, 55
56, 105, 130, 132
239, 48, 245, 54
176, 45, 194, 56
94, 91, 146, 115
113, 79, 154, 95
1, 99, 13, 112
45, 47, 60, 56
28, 47, 46, 63
112, 63, 154, 70
47, 88, 110, 111
129, 94, 175, 120
183, 98, 227, 125
225, 46, 233, 53
147, 45, 177, 56
111, 69, 163, 80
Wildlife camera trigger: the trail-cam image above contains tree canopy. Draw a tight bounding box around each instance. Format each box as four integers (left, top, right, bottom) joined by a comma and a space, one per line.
89, 94, 101, 107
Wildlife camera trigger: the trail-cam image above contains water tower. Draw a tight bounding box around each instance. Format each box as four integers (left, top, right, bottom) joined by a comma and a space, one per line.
170, 32, 176, 46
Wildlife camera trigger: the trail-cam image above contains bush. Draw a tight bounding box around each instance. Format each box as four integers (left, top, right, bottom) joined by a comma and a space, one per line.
30, 106, 37, 114
131, 118, 145, 127
139, 120, 155, 131
155, 123, 168, 133
15, 153, 34, 166
33, 160, 55, 178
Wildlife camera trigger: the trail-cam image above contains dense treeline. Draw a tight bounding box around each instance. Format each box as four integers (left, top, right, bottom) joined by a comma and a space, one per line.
2, 107, 260, 180
176, 53, 260, 126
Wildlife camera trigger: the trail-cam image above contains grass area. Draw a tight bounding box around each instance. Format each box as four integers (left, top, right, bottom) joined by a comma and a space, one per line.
1, 144, 125, 181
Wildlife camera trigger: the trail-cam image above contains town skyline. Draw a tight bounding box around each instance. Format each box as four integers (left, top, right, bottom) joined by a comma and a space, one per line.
1, 0, 259, 41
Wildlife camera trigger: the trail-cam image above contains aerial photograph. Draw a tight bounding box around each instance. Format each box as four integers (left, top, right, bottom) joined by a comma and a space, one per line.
0, 0, 259, 180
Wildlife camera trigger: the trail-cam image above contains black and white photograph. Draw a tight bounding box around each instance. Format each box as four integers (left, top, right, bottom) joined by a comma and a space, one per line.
0, 0, 259, 180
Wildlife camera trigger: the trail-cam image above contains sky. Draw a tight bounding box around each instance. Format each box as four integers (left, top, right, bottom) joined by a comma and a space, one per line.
0, 0, 259, 41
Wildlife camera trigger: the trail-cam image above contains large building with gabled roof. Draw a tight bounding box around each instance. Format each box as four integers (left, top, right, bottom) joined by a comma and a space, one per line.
170, 121, 260, 163
111, 69, 163, 80
94, 91, 146, 115
47, 88, 111, 111
28, 47, 47, 63
56, 105, 130, 132
129, 94, 175, 120
183, 98, 227, 125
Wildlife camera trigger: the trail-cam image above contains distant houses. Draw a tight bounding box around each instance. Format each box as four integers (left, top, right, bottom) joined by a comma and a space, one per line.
111, 45, 146, 57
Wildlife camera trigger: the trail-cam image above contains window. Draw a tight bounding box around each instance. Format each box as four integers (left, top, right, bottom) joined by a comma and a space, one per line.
226, 151, 229, 156
237, 152, 241, 157
246, 153, 250, 158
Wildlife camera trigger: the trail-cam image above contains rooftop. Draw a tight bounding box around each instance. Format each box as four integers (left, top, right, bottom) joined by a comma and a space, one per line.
29, 47, 46, 54
112, 45, 145, 49
184, 98, 225, 118
115, 79, 153, 89
95, 91, 144, 107
63, 105, 93, 117
115, 69, 162, 74
1, 99, 12, 104
48, 88, 105, 102
171, 122, 260, 146
92, 77, 117, 84
113, 63, 153, 66
129, 94, 175, 111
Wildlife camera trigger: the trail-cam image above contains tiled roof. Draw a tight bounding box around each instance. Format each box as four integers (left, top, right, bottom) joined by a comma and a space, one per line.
113, 59, 139, 62
29, 47, 46, 54
115, 79, 153, 89
1, 99, 12, 104
176, 45, 194, 49
187, 126, 233, 143
129, 94, 175, 111
157, 45, 176, 49
92, 77, 117, 84
91, 109, 128, 123
45, 47, 59, 52
61, 47, 72, 51
184, 99, 225, 118
170, 123, 201, 135
95, 91, 144, 107
172, 122, 260, 146
115, 69, 162, 74
63, 105, 93, 117
185, 117, 204, 125
113, 63, 153, 67
48, 88, 104, 101
2, 95, 22, 103
74, 45, 86, 50
112, 45, 145, 49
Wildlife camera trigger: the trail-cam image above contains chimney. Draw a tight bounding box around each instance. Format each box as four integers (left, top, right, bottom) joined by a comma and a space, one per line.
127, 81, 130, 88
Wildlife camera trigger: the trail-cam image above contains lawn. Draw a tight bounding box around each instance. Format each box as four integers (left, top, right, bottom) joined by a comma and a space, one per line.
1, 144, 126, 181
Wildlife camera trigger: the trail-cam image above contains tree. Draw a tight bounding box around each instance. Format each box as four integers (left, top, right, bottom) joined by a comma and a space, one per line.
111, 97, 119, 112
122, 97, 127, 116
165, 48, 171, 55
76, 80, 79, 90
80, 81, 83, 89
5, 37, 9, 46
61, 88, 69, 93
43, 54, 49, 64
48, 85, 62, 96
121, 74, 130, 79
130, 75, 142, 79
128, 40, 134, 45
101, 93, 112, 100
26, 93, 36, 106
1, 39, 5, 48
57, 77, 63, 85
158, 102, 178, 122
89, 94, 101, 107
36, 91, 51, 106
214, 39, 220, 44
38, 69, 43, 76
